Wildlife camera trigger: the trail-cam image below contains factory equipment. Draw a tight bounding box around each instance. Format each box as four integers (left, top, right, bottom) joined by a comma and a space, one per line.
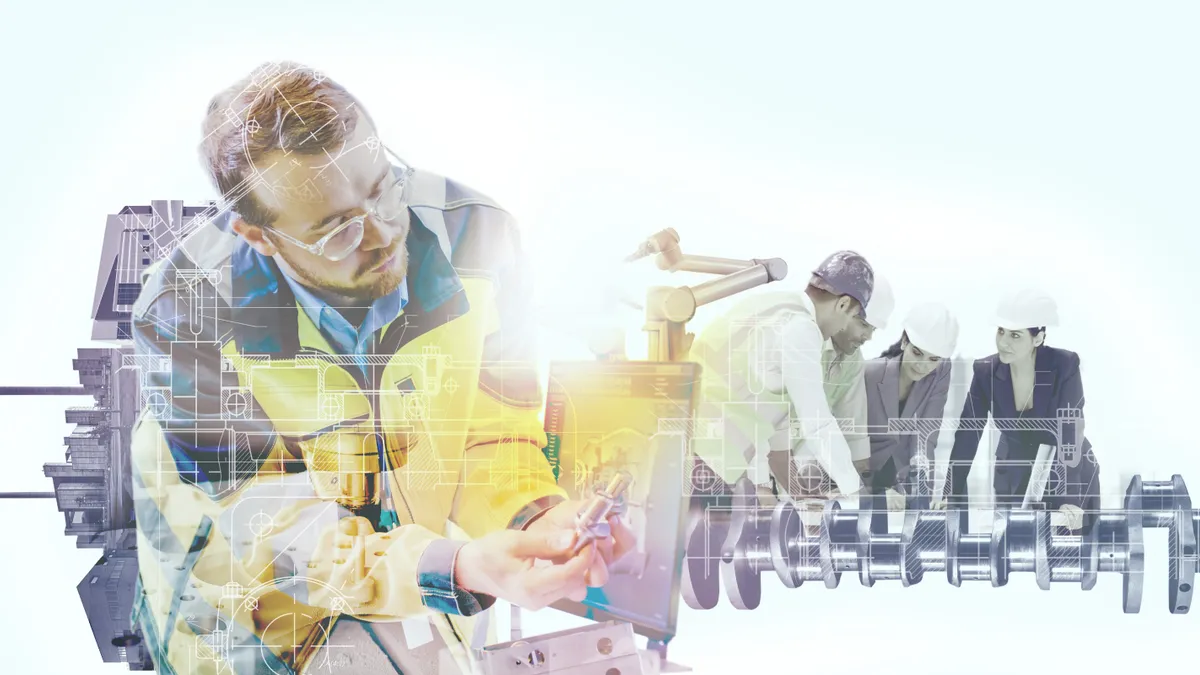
682, 474, 1198, 614
516, 229, 789, 674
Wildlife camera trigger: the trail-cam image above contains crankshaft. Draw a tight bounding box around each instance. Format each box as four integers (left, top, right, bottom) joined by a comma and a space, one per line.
681, 475, 1198, 614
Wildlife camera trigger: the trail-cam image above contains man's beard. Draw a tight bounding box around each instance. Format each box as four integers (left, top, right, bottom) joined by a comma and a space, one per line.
830, 331, 855, 356
281, 245, 409, 303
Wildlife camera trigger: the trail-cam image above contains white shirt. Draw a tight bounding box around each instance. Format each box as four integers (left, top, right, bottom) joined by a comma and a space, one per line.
745, 293, 865, 496
821, 340, 871, 465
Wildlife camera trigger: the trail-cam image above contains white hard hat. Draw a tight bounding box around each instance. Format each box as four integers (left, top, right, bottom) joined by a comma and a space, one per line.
995, 288, 1059, 330
902, 302, 959, 358
862, 273, 894, 330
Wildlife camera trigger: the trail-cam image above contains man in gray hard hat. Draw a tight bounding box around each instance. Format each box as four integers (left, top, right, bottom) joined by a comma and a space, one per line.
818, 272, 895, 482
689, 250, 878, 503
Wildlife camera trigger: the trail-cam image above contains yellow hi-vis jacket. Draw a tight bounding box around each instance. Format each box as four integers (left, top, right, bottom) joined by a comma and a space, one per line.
128, 168, 566, 674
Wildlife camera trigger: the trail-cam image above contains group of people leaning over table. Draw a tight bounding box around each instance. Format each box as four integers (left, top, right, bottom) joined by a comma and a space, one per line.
690, 249, 1101, 535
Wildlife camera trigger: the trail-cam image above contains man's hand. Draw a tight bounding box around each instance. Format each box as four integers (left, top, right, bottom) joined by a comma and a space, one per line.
454, 529, 592, 611
766, 451, 865, 501
885, 488, 906, 511
524, 499, 637, 587
853, 459, 871, 478
1052, 504, 1085, 532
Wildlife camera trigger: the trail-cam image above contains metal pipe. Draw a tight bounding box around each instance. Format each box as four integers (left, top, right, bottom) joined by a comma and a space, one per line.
0, 387, 89, 396
572, 472, 633, 555
0, 492, 56, 499
690, 266, 770, 309
657, 254, 756, 275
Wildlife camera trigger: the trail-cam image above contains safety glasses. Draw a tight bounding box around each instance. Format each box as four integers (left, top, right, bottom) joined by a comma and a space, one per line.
265, 148, 415, 262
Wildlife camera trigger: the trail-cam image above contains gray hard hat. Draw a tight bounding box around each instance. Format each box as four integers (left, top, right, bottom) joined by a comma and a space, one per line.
812, 250, 875, 316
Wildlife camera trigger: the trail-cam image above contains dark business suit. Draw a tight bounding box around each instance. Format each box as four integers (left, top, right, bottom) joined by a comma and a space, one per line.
864, 355, 953, 495
944, 346, 1101, 529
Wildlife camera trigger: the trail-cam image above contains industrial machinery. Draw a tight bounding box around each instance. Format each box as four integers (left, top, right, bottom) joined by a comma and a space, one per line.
0, 200, 211, 671
477, 621, 644, 675
15, 205, 1195, 675
682, 474, 1199, 615
516, 228, 790, 674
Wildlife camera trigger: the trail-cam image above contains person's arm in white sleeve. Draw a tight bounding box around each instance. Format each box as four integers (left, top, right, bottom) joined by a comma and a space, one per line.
831, 355, 871, 468
779, 316, 865, 496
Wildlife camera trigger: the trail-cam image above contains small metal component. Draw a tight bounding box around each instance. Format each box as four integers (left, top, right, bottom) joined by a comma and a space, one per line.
769, 502, 804, 588
683, 474, 1200, 614
680, 504, 727, 610
572, 473, 633, 556
1168, 475, 1196, 613
1124, 477, 1146, 612
476, 621, 643, 675
719, 478, 771, 609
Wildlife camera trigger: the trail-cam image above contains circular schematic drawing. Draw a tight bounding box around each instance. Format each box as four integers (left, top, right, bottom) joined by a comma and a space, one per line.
234, 64, 386, 215
146, 391, 170, 418
792, 461, 832, 496
319, 395, 344, 421
223, 391, 249, 418
687, 459, 726, 497
247, 512, 274, 539
1045, 464, 1068, 497
224, 577, 353, 675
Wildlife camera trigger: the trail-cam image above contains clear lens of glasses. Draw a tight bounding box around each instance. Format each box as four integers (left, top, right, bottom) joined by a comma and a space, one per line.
373, 175, 409, 222
318, 168, 411, 261
321, 219, 365, 262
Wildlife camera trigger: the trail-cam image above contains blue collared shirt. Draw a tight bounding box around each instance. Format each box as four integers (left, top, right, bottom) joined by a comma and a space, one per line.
282, 274, 408, 377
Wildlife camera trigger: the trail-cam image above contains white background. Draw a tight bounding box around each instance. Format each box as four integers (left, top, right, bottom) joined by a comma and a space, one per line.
0, 1, 1197, 673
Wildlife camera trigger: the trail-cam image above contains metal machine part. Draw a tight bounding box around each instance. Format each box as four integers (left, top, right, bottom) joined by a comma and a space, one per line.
683, 475, 1199, 614
573, 472, 634, 555
516, 230, 788, 672
476, 621, 645, 675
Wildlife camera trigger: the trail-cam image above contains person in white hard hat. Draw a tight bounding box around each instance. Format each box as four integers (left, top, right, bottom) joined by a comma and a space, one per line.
862, 302, 960, 525
939, 289, 1101, 533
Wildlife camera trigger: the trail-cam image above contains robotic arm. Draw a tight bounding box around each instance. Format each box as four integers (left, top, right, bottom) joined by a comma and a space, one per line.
623, 228, 789, 362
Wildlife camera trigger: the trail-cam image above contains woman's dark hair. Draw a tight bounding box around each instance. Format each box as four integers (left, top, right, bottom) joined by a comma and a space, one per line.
879, 331, 907, 358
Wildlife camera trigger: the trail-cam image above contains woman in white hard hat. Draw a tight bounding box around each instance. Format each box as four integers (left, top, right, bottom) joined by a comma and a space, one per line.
863, 302, 960, 525
940, 289, 1101, 533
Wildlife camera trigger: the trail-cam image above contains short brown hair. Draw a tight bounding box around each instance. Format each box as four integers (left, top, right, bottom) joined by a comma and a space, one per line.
198, 61, 370, 226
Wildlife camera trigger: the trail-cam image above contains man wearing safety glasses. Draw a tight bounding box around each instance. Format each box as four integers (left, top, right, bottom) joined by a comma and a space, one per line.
128, 61, 632, 675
